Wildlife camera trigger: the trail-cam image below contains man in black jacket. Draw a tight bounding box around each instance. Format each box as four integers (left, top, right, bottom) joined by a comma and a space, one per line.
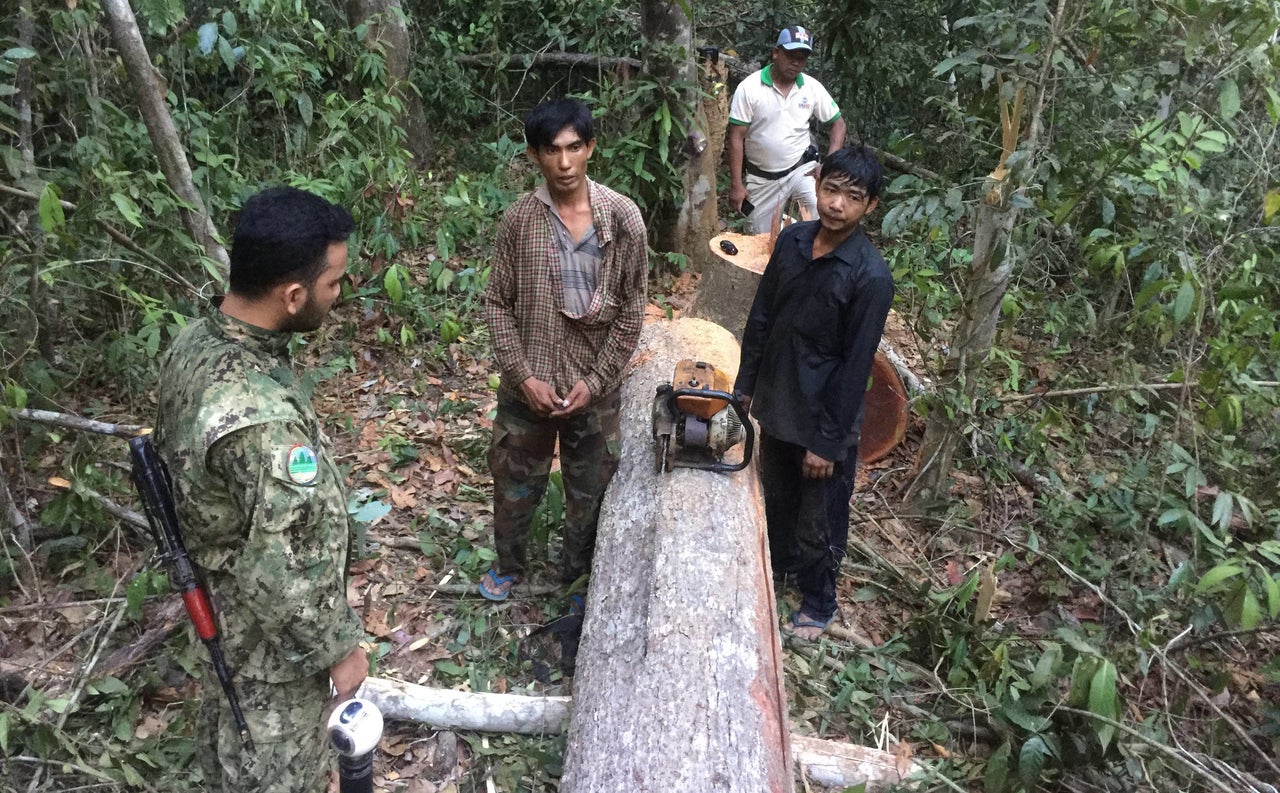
735, 146, 893, 640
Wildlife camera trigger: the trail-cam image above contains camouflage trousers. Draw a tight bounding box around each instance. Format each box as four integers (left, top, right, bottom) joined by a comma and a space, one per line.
489, 390, 622, 584
199, 669, 333, 793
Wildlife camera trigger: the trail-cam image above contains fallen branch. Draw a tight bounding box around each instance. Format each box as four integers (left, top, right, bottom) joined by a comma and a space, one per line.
0, 596, 129, 615
27, 572, 135, 793
1160, 652, 1280, 781
792, 734, 919, 790
14, 408, 148, 438
1167, 624, 1279, 652
878, 338, 932, 395
359, 676, 572, 735
1000, 380, 1280, 403
1, 456, 33, 552
453, 51, 641, 71
366, 532, 422, 551
863, 145, 941, 182
96, 598, 185, 680
47, 478, 148, 535
1055, 705, 1240, 793
430, 578, 560, 598
360, 677, 919, 791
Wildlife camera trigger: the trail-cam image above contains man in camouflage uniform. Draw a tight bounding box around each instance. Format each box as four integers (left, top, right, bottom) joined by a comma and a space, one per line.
479, 98, 647, 601
154, 186, 367, 792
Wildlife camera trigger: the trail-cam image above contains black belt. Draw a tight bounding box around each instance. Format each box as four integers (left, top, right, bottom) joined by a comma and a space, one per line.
744, 147, 820, 181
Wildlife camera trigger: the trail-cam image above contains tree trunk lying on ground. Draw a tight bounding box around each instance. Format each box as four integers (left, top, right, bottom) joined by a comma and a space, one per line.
359, 676, 917, 790
359, 676, 571, 735
560, 318, 792, 793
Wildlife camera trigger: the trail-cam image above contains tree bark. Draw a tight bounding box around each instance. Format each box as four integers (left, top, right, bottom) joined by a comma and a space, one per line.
359, 676, 571, 734
452, 51, 643, 71
560, 318, 793, 793
905, 197, 1016, 505
639, 0, 698, 260
14, 409, 147, 438
670, 50, 730, 272
12, 0, 57, 365
0, 456, 32, 553
359, 678, 916, 790
345, 0, 430, 162
100, 0, 229, 279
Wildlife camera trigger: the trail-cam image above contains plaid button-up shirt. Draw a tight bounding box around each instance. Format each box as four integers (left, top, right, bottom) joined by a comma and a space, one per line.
484, 179, 648, 403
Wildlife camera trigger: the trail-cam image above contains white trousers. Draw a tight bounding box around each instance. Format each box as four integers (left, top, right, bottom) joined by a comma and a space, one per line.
744, 163, 820, 234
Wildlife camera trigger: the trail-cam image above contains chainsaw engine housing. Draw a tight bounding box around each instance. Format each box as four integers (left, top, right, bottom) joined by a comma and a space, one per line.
652, 360, 754, 473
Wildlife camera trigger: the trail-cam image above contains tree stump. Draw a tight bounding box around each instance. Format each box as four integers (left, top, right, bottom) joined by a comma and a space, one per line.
560, 318, 792, 793
689, 236, 912, 463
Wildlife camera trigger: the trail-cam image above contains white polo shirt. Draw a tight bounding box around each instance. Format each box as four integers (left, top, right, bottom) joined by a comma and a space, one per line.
729, 65, 841, 172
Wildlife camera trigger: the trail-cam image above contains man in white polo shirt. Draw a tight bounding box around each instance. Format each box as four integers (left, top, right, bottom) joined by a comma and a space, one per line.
727, 25, 847, 233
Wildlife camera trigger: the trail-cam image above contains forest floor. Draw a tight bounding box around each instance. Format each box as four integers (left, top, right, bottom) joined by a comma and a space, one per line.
2, 262, 1276, 793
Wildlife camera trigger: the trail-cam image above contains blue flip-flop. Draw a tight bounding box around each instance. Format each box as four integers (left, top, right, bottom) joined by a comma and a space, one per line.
568, 593, 586, 616
478, 569, 517, 601
788, 610, 833, 636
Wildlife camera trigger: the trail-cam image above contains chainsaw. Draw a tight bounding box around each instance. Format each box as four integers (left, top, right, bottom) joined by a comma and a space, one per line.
651, 359, 754, 473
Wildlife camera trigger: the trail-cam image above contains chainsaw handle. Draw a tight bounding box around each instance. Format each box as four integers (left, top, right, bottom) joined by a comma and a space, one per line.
668, 387, 754, 473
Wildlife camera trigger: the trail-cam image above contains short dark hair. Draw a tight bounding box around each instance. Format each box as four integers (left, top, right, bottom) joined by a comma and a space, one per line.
819, 146, 885, 200
524, 98, 594, 150
228, 186, 355, 299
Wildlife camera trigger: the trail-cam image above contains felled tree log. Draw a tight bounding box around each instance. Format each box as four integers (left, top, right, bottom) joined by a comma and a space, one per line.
560, 318, 792, 793
792, 735, 914, 790
359, 676, 570, 735
359, 678, 917, 791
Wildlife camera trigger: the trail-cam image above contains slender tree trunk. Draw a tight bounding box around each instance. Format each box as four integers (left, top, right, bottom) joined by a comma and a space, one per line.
345, 0, 430, 162
639, 0, 697, 258
905, 0, 1070, 506
673, 50, 730, 272
0, 457, 32, 554
905, 195, 1017, 504
12, 0, 56, 364
100, 0, 229, 280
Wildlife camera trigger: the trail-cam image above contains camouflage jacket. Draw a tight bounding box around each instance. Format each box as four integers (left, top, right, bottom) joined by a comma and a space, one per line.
154, 311, 363, 683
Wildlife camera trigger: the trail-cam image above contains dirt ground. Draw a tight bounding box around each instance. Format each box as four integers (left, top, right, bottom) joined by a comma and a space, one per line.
5, 265, 1274, 793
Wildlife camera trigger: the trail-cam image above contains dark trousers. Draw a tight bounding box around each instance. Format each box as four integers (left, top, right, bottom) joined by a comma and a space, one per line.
489, 391, 622, 583
759, 432, 858, 621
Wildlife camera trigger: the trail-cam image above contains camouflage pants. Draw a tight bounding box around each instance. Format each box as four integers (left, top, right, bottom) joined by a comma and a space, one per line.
199, 669, 333, 793
489, 390, 622, 583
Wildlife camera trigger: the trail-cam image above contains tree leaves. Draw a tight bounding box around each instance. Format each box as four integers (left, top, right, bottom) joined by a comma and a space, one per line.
1018, 735, 1051, 789
1172, 280, 1195, 325
38, 183, 65, 233
1217, 78, 1240, 120
985, 741, 1012, 792
1088, 659, 1119, 751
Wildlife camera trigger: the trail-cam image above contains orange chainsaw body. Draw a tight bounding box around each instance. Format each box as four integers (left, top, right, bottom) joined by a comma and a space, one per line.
670, 360, 733, 420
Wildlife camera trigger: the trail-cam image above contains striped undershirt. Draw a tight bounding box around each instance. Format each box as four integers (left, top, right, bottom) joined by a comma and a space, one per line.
535, 184, 601, 318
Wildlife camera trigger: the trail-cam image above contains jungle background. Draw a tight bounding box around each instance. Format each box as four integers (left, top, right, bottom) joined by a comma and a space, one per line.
1, 0, 1279, 791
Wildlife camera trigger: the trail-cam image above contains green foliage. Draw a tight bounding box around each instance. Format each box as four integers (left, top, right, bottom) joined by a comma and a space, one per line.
584, 76, 697, 222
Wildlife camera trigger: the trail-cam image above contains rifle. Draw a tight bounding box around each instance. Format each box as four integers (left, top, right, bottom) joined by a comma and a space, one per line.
128, 435, 254, 751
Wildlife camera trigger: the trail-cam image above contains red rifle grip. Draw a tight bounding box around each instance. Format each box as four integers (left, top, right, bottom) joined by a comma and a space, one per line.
182, 587, 218, 641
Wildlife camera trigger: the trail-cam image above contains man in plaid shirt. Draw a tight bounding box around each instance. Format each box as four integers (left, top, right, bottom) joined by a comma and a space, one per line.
479, 98, 648, 603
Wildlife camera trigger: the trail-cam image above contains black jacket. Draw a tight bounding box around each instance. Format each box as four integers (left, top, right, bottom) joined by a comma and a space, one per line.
735, 221, 893, 461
